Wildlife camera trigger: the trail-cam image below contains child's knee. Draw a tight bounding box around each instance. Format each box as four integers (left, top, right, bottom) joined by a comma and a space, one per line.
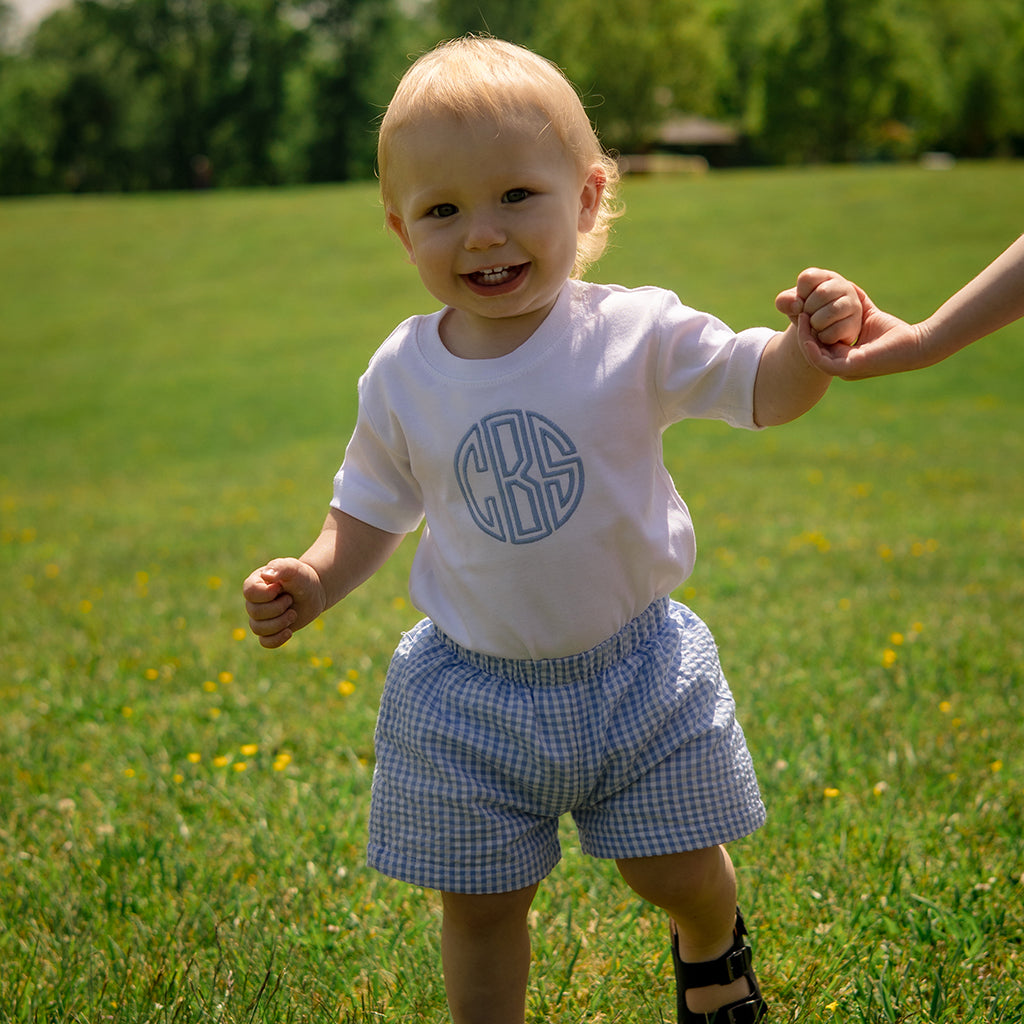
441, 884, 538, 932
617, 846, 735, 910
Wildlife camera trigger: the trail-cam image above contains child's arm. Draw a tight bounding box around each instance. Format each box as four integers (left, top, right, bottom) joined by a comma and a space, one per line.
243, 508, 405, 649
753, 268, 862, 426
800, 235, 1024, 379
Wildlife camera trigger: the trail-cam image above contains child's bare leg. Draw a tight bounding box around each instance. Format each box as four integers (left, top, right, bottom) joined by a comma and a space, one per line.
440, 884, 538, 1024
617, 846, 751, 1015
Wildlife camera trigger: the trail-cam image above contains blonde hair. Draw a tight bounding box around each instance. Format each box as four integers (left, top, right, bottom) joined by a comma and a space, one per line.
378, 37, 621, 277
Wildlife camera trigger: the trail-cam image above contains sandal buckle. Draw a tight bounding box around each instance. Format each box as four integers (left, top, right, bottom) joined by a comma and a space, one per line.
721, 998, 767, 1024
722, 944, 753, 983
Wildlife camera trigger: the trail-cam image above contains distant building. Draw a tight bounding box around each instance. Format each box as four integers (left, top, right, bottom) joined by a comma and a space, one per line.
618, 115, 744, 174
655, 115, 742, 168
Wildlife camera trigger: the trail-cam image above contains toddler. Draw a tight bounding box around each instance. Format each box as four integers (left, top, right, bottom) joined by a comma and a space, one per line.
244, 37, 862, 1024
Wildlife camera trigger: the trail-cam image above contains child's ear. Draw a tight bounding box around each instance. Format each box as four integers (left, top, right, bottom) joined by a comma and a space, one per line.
577, 166, 606, 233
386, 210, 417, 264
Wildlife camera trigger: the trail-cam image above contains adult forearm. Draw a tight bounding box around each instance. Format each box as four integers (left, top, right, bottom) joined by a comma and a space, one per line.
916, 234, 1024, 362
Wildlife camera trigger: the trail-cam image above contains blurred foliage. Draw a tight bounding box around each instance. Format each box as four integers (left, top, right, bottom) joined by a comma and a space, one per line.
1, 0, 1022, 193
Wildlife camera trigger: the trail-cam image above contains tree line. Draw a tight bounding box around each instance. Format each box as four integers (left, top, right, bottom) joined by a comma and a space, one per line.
1, 0, 1022, 195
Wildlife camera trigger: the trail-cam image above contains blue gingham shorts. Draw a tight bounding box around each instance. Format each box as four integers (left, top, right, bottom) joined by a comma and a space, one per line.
367, 598, 766, 894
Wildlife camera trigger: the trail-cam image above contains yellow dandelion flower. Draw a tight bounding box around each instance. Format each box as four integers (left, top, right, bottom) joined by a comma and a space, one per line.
938, 701, 952, 715
338, 679, 356, 697
951, 716, 963, 728
135, 570, 149, 585
45, 563, 60, 579
145, 668, 160, 681
121, 706, 133, 718
346, 668, 359, 682
826, 1001, 839, 1013
882, 649, 898, 668
240, 743, 259, 757
209, 707, 221, 719
186, 752, 201, 764
213, 755, 230, 768
838, 597, 852, 611
123, 767, 136, 778
232, 628, 246, 641
889, 632, 905, 646
273, 753, 292, 771
872, 781, 889, 797
79, 599, 93, 614
172, 772, 184, 784
208, 576, 223, 590
990, 760, 1003, 774
218, 671, 233, 684
824, 787, 840, 799
202, 680, 217, 692
392, 596, 407, 610
878, 544, 893, 561
233, 761, 247, 772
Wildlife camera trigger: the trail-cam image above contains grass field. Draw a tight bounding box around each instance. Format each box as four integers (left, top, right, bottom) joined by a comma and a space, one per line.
1, 161, 1023, 1023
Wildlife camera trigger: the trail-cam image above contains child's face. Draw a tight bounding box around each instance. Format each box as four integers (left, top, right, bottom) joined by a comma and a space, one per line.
386, 112, 604, 356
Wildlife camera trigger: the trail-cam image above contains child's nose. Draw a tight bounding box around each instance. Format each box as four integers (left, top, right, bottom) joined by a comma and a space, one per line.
464, 212, 506, 251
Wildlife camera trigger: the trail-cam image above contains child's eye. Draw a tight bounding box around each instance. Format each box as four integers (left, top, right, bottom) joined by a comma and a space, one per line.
428, 203, 458, 219
503, 189, 531, 204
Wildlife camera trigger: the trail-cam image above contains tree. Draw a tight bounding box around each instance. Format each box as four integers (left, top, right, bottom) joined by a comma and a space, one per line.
926, 0, 1024, 157
731, 0, 944, 163
530, 0, 724, 154
433, 0, 543, 44
112, 0, 304, 188
0, 57, 63, 192
0, 0, 410, 192
0, 0, 15, 50
295, 0, 415, 184
718, 0, 1024, 164
18, 1, 140, 190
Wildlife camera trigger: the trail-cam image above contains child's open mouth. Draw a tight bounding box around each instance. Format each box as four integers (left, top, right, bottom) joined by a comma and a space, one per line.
463, 263, 528, 294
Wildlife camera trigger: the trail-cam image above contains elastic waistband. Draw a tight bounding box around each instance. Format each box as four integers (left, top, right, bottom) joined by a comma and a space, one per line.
432, 597, 671, 686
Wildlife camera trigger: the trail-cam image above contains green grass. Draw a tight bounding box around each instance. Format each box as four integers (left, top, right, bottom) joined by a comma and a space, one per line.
2, 161, 1023, 1023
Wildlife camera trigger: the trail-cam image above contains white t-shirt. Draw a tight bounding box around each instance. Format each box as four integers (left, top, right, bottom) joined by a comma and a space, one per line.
332, 279, 772, 659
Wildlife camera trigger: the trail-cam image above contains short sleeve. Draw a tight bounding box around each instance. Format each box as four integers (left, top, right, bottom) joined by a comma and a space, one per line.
654, 290, 773, 430
331, 374, 425, 534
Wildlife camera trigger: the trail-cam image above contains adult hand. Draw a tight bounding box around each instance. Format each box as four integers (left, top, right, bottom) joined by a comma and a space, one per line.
799, 285, 924, 380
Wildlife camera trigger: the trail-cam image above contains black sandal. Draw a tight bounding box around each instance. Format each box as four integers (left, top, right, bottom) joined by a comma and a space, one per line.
670, 908, 768, 1023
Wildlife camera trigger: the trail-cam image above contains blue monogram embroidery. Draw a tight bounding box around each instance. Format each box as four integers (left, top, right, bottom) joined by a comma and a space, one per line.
455, 411, 585, 543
